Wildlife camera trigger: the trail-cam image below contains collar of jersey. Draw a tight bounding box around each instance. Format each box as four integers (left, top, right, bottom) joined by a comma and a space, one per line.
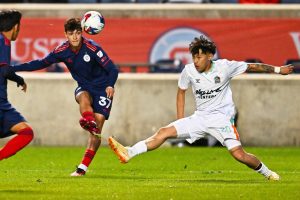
203, 61, 214, 74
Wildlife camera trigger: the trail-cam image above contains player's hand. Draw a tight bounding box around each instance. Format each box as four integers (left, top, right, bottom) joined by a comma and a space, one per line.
106, 86, 114, 99
280, 64, 294, 75
18, 82, 27, 93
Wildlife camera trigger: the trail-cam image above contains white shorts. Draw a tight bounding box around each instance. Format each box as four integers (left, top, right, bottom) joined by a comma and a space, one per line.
170, 112, 241, 150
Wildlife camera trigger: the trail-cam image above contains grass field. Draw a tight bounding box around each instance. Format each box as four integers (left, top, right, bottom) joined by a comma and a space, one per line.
0, 146, 299, 200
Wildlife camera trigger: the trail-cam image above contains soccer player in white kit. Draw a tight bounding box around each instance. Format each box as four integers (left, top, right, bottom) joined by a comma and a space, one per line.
108, 36, 293, 181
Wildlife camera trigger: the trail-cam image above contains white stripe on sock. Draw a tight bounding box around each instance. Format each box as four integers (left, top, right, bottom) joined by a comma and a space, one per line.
78, 164, 88, 171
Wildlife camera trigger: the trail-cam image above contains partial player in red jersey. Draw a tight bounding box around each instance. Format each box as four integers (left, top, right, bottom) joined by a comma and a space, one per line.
8, 18, 119, 176
0, 10, 34, 161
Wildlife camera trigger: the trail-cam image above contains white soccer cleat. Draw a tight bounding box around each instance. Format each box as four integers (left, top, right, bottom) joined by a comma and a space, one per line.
267, 171, 280, 181
70, 168, 86, 177
108, 137, 130, 163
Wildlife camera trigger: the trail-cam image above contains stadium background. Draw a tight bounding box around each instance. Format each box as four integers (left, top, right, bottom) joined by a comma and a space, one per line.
1, 3, 300, 146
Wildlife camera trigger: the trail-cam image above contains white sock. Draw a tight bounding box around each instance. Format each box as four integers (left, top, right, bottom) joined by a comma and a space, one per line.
127, 141, 147, 158
78, 164, 88, 172
256, 162, 272, 177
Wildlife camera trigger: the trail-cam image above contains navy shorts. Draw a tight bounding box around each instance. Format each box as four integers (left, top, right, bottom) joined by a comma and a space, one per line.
74, 86, 113, 120
0, 102, 26, 138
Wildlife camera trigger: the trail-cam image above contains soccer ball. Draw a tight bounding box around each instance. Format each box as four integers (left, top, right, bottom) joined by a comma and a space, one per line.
81, 11, 105, 35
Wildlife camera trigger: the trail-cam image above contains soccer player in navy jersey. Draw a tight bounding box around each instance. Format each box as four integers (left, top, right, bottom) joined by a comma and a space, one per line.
0, 10, 34, 161
9, 18, 119, 176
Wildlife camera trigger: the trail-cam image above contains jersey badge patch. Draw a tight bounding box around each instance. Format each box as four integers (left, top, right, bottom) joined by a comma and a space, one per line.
97, 50, 103, 58
83, 53, 91, 62
214, 76, 220, 84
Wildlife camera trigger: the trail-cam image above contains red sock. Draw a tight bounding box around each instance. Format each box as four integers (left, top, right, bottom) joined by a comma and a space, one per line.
82, 111, 95, 122
81, 149, 96, 167
0, 127, 34, 160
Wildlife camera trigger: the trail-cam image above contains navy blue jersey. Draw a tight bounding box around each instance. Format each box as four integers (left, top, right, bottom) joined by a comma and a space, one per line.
0, 33, 11, 101
0, 33, 26, 136
0, 34, 25, 103
13, 37, 119, 90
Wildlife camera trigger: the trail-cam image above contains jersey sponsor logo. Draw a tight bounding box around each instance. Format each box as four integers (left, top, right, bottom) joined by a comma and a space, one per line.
195, 86, 222, 99
97, 50, 103, 58
150, 27, 218, 65
83, 53, 90, 62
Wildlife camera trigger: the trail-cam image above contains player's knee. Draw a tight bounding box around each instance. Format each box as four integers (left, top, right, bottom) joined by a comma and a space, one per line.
231, 150, 246, 163
230, 146, 245, 162
18, 127, 34, 142
157, 127, 174, 139
77, 91, 92, 105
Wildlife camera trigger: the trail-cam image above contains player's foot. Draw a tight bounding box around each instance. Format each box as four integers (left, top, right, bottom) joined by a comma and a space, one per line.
79, 117, 100, 136
267, 171, 280, 181
108, 137, 130, 163
70, 167, 86, 177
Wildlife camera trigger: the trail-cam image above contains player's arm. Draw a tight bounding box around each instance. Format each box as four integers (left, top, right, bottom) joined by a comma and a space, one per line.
177, 87, 186, 119
105, 61, 119, 98
10, 47, 62, 72
1, 68, 27, 92
94, 47, 119, 98
11, 53, 59, 73
246, 63, 294, 75
12, 60, 48, 72
97, 56, 119, 88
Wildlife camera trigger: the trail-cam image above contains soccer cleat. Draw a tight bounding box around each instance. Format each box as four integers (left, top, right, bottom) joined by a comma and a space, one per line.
267, 171, 280, 181
108, 137, 130, 163
79, 117, 100, 136
70, 168, 86, 177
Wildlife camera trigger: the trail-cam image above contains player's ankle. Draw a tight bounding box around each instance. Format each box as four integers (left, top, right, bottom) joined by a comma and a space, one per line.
78, 164, 88, 172
130, 141, 147, 157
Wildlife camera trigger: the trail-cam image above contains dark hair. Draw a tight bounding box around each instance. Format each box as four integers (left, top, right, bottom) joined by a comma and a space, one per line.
189, 35, 216, 56
64, 18, 82, 32
0, 10, 22, 32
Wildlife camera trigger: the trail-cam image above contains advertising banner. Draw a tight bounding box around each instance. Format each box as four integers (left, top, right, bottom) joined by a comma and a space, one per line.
13, 18, 300, 72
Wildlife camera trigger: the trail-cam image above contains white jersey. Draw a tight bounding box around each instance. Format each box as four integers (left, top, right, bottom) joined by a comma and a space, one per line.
178, 59, 247, 118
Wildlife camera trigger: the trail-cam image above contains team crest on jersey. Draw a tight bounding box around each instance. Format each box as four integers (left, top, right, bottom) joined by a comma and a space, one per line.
97, 50, 103, 58
214, 76, 221, 84
83, 53, 90, 62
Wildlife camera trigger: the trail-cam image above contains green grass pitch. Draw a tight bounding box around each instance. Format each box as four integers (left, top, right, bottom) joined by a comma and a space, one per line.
0, 146, 299, 200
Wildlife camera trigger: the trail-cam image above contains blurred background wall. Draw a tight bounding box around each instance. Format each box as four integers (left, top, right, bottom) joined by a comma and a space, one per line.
1, 3, 300, 146
5, 73, 300, 147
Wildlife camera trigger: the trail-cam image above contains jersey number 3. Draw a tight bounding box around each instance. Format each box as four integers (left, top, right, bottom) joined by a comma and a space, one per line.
98, 96, 112, 108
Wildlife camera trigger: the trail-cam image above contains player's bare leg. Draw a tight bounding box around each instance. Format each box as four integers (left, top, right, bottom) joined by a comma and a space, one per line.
229, 146, 280, 180
71, 93, 104, 176
109, 126, 177, 163
77, 91, 93, 114
71, 114, 105, 176
144, 126, 177, 150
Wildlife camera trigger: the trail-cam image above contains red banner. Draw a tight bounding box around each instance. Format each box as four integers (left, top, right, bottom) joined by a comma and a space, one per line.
13, 18, 300, 72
